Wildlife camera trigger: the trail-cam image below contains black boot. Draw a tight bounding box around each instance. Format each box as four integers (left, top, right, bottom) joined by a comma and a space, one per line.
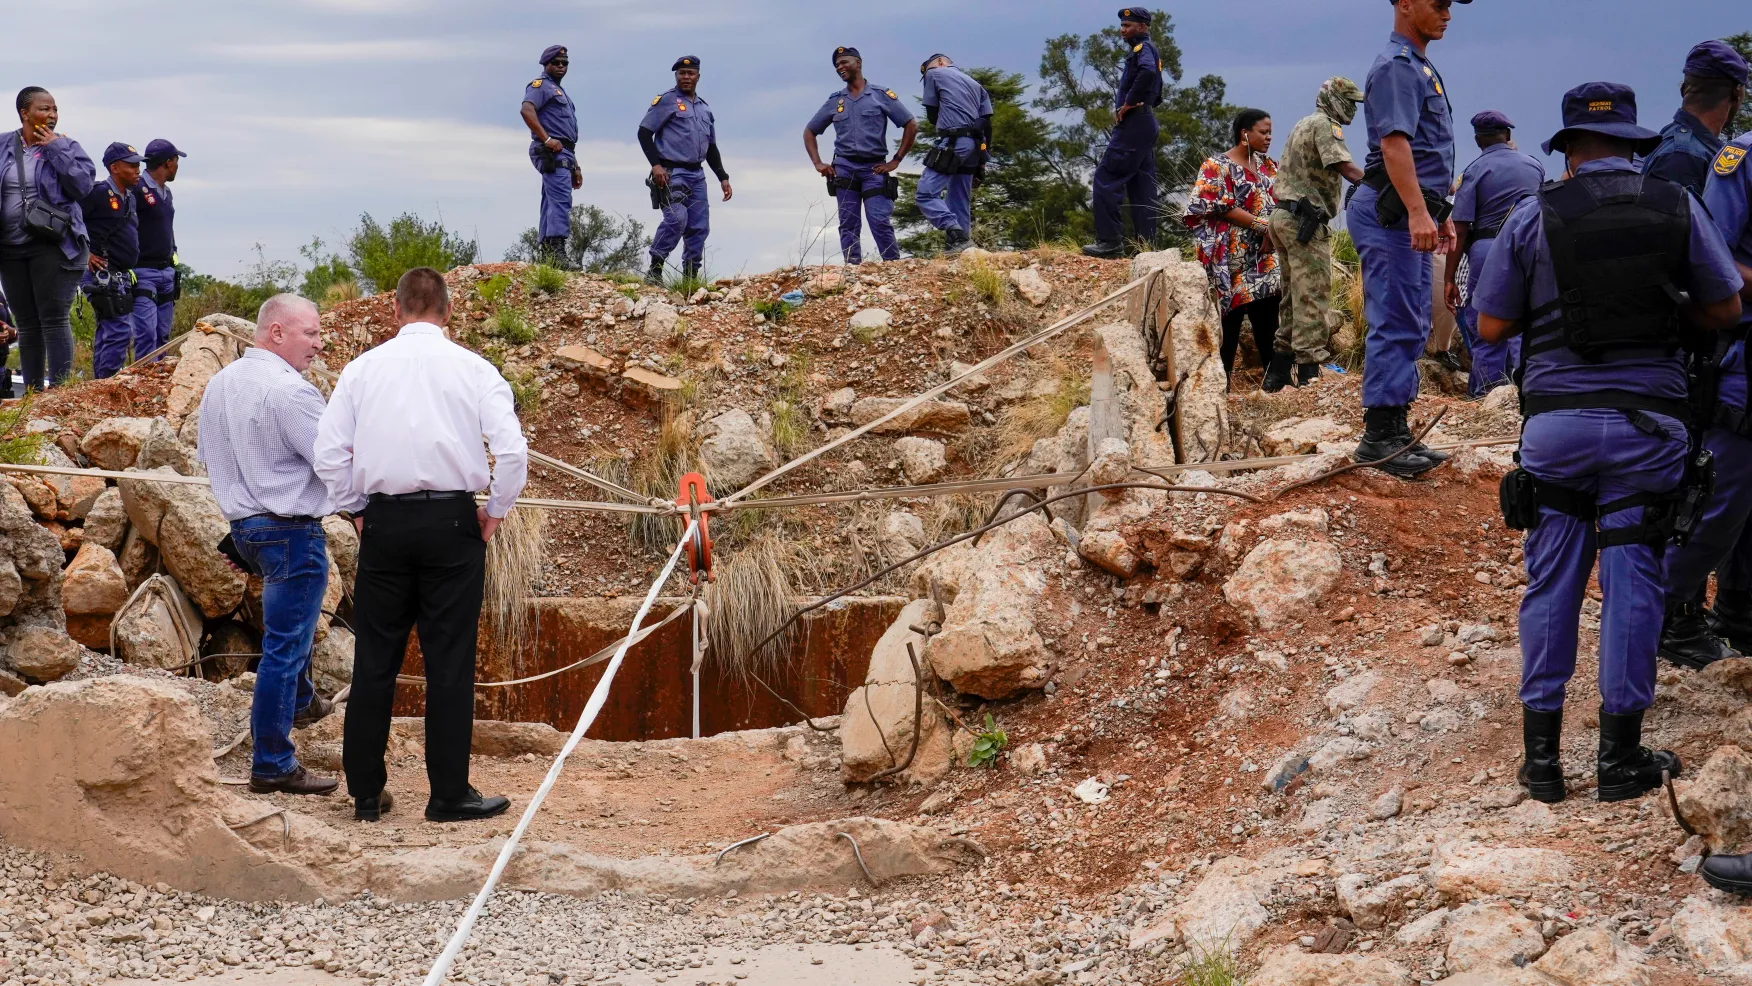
1395, 407, 1451, 464
1261, 352, 1294, 393
1295, 362, 1322, 387
1660, 596, 1736, 670
1354, 406, 1439, 478
1597, 708, 1682, 803
943, 227, 973, 256
1702, 853, 1752, 895
542, 237, 574, 270
680, 260, 702, 284
1713, 588, 1752, 654
1518, 705, 1566, 803
1082, 240, 1125, 259
645, 256, 666, 286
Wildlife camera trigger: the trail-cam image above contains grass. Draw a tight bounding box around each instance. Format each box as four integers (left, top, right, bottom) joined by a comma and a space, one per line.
69, 294, 96, 382
1174, 944, 1246, 986
750, 298, 791, 324
482, 508, 547, 660
503, 366, 542, 413
524, 264, 567, 295
0, 398, 46, 464
485, 307, 538, 345
1329, 231, 1367, 372
963, 258, 1008, 306
322, 280, 362, 308
993, 355, 1089, 466
625, 408, 699, 554
476, 273, 514, 308
769, 350, 812, 457
702, 532, 799, 682
666, 271, 711, 297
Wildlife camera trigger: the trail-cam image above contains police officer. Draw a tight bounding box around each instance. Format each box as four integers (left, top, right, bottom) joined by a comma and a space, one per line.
1265, 77, 1365, 392
1658, 118, 1752, 672
1082, 8, 1163, 259
1347, 0, 1470, 477
1473, 82, 1743, 805
804, 47, 918, 265
639, 56, 732, 285
916, 54, 992, 255
77, 142, 144, 379
520, 45, 581, 269
1643, 41, 1748, 197
132, 139, 186, 353
1443, 112, 1545, 398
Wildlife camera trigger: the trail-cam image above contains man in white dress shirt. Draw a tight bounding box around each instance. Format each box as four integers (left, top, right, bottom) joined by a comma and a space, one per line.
314, 267, 528, 823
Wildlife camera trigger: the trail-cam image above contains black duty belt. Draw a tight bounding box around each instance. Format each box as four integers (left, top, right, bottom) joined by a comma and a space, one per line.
1519, 389, 1693, 424
369, 490, 474, 503
838, 153, 886, 164
660, 159, 703, 170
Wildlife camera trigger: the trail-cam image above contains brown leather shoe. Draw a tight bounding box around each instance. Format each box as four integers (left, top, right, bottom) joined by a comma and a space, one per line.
293, 694, 335, 729
248, 766, 339, 796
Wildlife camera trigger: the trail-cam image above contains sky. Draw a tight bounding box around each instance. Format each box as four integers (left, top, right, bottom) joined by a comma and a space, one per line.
8, 0, 1749, 283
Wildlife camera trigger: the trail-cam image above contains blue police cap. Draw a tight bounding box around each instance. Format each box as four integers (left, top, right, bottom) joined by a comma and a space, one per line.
540, 45, 567, 66
672, 56, 700, 72
1117, 7, 1151, 23
1470, 110, 1515, 133
101, 142, 143, 167
833, 46, 861, 66
1685, 40, 1750, 87
1542, 82, 1661, 156
142, 139, 186, 163
920, 53, 951, 75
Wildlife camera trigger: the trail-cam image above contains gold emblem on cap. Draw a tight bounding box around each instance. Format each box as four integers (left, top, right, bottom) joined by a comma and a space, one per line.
1588, 100, 1613, 112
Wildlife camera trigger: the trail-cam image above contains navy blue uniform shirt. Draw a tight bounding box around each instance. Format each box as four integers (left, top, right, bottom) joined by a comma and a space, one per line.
1116, 38, 1162, 109
1362, 32, 1456, 191
922, 66, 993, 132
133, 171, 175, 269
78, 178, 139, 270
1643, 109, 1724, 197
523, 74, 578, 144
641, 88, 716, 165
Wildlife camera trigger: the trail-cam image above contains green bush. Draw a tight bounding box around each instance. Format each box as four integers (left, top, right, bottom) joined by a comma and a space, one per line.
503, 367, 542, 413
298, 238, 355, 306
476, 274, 514, 308
525, 264, 567, 295
751, 298, 791, 324
0, 398, 45, 464
347, 212, 478, 294
485, 307, 537, 345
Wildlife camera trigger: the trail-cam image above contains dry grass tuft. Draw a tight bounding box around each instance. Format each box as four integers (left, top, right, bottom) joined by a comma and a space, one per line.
483, 507, 547, 659
993, 356, 1089, 467
626, 407, 699, 553
964, 258, 1009, 307
703, 532, 799, 682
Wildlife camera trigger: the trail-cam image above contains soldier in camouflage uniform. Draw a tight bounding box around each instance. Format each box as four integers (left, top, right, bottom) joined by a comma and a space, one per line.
1264, 77, 1366, 391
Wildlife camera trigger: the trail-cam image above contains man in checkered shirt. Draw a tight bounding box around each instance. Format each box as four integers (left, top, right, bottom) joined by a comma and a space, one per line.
197, 293, 339, 797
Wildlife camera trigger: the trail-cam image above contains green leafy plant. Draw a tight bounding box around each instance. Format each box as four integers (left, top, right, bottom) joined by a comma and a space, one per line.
0, 398, 47, 465
1176, 941, 1246, 986
347, 212, 478, 294
485, 307, 537, 345
298, 237, 356, 306
476, 274, 514, 308
751, 298, 792, 324
525, 263, 567, 295
503, 367, 542, 413
968, 714, 1008, 768
666, 271, 710, 297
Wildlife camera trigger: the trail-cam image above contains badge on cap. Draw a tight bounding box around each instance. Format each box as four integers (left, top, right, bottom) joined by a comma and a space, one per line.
1718, 145, 1747, 177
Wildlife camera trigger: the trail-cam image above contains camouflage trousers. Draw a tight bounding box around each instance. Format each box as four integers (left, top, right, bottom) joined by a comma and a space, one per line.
1269, 208, 1334, 364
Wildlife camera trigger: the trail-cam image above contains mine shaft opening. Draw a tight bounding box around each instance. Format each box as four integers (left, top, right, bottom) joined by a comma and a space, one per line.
391, 595, 904, 741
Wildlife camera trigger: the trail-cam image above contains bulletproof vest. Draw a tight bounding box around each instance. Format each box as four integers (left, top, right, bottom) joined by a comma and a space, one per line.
1524, 170, 1691, 365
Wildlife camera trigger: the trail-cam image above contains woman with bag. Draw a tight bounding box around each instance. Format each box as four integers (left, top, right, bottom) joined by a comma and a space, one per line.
0, 87, 95, 390
1186, 108, 1283, 387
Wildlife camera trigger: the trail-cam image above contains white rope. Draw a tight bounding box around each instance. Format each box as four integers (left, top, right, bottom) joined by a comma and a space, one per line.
419, 518, 698, 986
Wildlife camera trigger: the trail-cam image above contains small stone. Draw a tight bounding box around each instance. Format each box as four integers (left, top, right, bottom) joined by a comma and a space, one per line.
1368, 786, 1404, 821
1420, 625, 1445, 647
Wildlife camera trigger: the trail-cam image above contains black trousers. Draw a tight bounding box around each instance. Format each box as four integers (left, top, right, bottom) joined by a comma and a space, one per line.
1219, 295, 1282, 382
343, 498, 486, 803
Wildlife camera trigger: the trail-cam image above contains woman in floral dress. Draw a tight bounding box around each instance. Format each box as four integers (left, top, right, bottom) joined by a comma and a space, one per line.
1186, 108, 1283, 385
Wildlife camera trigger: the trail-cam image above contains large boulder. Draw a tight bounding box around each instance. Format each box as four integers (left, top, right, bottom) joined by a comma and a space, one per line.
323, 514, 359, 597
1672, 894, 1752, 979
0, 482, 66, 628
1248, 948, 1411, 986
699, 409, 778, 492
166, 315, 250, 424
40, 445, 105, 519
1224, 539, 1344, 628
62, 542, 128, 616
1261, 417, 1354, 456
641, 301, 680, 341
1128, 251, 1227, 462
5, 626, 81, 683
912, 510, 1055, 698
849, 397, 972, 435
1674, 746, 1752, 852
1129, 856, 1285, 957
135, 417, 202, 476
82, 487, 128, 551
312, 626, 354, 695
1533, 927, 1652, 986
79, 417, 157, 471
1431, 841, 1574, 900
117, 466, 246, 618
1445, 901, 1546, 973
840, 599, 953, 784
1336, 872, 1426, 931
114, 575, 203, 671
1008, 267, 1053, 306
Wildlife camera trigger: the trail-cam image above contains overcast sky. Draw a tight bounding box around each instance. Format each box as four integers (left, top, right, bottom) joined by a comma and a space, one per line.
9, 1, 1748, 282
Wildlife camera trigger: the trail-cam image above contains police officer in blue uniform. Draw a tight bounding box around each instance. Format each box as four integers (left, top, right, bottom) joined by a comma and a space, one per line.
520, 45, 582, 268
1658, 119, 1752, 671
132, 139, 185, 353
1443, 111, 1544, 397
1474, 82, 1743, 805
639, 56, 732, 285
804, 47, 918, 266
1643, 41, 1748, 197
78, 142, 144, 379
917, 54, 992, 255
1083, 8, 1163, 259
1347, 0, 1471, 478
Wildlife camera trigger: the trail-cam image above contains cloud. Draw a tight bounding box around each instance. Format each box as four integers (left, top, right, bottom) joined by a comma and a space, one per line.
202, 39, 469, 64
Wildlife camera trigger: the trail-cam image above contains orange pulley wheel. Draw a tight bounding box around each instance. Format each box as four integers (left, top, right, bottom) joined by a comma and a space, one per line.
675, 472, 714, 584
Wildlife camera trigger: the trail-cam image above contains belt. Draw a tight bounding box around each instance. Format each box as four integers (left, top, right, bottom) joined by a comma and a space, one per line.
239, 513, 321, 524
369, 490, 474, 503
660, 159, 703, 170
838, 153, 886, 164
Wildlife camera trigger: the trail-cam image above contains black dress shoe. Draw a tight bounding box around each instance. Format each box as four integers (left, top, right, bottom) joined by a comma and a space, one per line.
249, 766, 339, 796
1295, 362, 1322, 387
426, 787, 512, 823
355, 789, 394, 822
293, 694, 335, 729
1702, 853, 1752, 895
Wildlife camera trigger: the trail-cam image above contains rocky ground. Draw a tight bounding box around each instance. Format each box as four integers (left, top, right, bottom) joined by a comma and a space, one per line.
6, 248, 1752, 986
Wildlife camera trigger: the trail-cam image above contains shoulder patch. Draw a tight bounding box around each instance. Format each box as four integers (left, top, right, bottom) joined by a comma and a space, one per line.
530, 80, 543, 88
652, 96, 662, 105
1717, 145, 1747, 177
1333, 125, 1344, 140
885, 89, 897, 99
1133, 43, 1143, 53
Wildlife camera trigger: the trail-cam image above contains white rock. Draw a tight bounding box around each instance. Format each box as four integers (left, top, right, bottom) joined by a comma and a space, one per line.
1008, 267, 1053, 306
1368, 786, 1404, 821
1431, 842, 1575, 901
1533, 926, 1652, 986
1337, 872, 1426, 930
698, 409, 778, 491
1072, 778, 1109, 804
1078, 530, 1139, 578
1260, 417, 1353, 456
1673, 894, 1752, 979
1223, 539, 1343, 628
849, 309, 892, 333
642, 301, 680, 340
1258, 507, 1330, 534
1394, 908, 1449, 945
1247, 947, 1412, 986
893, 437, 948, 485
1445, 901, 1546, 973
1325, 672, 1381, 714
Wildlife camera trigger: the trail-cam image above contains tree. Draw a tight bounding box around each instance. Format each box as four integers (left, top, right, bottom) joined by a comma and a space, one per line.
505, 205, 650, 274
1038, 14, 1236, 246
346, 212, 478, 294
1728, 33, 1752, 137
297, 238, 358, 307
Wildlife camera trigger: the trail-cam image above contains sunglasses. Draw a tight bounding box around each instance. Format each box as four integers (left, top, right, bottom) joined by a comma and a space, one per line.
551, 59, 570, 66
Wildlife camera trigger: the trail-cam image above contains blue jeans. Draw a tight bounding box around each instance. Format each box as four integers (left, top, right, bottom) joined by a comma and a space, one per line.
1519, 409, 1687, 715
233, 516, 329, 780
